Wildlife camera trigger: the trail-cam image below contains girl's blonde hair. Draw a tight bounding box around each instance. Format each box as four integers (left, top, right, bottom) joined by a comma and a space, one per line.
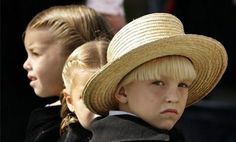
120, 56, 197, 87
60, 40, 109, 134
62, 40, 108, 91
24, 4, 113, 57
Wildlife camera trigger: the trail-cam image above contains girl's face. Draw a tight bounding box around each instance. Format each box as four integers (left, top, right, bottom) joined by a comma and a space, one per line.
116, 76, 192, 130
65, 71, 98, 128
23, 29, 66, 97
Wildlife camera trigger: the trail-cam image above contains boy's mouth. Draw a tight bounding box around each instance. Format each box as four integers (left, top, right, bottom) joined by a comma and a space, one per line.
160, 109, 178, 115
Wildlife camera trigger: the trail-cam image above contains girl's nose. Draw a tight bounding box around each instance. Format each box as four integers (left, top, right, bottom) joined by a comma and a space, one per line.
23, 59, 32, 71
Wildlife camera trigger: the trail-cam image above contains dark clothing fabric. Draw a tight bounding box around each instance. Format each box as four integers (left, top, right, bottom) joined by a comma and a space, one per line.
176, 101, 236, 142
24, 105, 61, 142
58, 122, 92, 142
169, 125, 185, 142
89, 115, 170, 142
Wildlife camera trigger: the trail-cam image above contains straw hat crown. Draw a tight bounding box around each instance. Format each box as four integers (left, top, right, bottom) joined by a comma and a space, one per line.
107, 13, 184, 62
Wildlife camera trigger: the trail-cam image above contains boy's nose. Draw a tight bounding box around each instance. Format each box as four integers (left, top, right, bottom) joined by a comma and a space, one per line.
165, 87, 180, 103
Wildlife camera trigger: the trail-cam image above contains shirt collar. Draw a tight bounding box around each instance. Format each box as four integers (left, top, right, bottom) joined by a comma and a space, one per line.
109, 110, 136, 116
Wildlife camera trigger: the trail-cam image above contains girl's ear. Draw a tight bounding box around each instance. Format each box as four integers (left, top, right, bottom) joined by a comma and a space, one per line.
63, 89, 74, 112
115, 86, 128, 104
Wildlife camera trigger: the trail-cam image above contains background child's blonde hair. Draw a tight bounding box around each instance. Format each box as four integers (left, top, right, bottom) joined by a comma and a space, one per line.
62, 41, 108, 91
60, 40, 109, 135
24, 5, 113, 57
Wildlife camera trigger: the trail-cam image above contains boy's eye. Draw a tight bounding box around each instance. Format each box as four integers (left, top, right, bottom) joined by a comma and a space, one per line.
152, 80, 164, 86
178, 83, 189, 88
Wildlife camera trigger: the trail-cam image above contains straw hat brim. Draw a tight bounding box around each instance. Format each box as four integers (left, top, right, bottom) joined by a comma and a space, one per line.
83, 34, 228, 115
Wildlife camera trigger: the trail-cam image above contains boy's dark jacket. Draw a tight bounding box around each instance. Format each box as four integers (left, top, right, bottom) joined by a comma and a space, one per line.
89, 115, 185, 142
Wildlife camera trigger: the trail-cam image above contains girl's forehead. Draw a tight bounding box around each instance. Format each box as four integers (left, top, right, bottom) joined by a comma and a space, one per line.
24, 29, 56, 48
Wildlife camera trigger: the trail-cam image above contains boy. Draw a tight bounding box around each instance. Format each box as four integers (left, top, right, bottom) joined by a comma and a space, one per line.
82, 13, 228, 141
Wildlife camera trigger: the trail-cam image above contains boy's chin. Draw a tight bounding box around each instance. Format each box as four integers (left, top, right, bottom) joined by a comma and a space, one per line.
151, 121, 176, 130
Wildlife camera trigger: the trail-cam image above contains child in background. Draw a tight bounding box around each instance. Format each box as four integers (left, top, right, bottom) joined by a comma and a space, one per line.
82, 13, 228, 141
23, 5, 113, 142
58, 40, 108, 141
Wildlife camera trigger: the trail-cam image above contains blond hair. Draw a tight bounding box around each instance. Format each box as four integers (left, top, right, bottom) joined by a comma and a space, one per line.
60, 40, 109, 134
63, 40, 108, 91
24, 5, 113, 57
120, 56, 197, 87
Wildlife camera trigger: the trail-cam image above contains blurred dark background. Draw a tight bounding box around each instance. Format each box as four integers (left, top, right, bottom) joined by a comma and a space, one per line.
1, 0, 236, 141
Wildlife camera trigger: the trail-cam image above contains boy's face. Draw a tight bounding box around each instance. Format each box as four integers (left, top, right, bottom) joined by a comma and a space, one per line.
116, 76, 192, 130
23, 29, 66, 97
65, 71, 98, 128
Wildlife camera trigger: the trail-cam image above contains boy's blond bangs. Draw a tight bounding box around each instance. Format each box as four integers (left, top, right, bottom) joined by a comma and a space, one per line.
121, 56, 197, 86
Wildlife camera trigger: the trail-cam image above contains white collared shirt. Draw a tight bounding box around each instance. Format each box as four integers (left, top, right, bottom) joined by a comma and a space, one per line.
109, 110, 136, 116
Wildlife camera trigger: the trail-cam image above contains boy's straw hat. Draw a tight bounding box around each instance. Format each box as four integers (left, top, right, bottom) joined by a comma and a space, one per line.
82, 13, 228, 115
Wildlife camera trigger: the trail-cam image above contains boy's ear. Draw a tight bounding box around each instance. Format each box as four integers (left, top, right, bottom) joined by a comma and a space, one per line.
63, 89, 74, 112
115, 86, 128, 104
